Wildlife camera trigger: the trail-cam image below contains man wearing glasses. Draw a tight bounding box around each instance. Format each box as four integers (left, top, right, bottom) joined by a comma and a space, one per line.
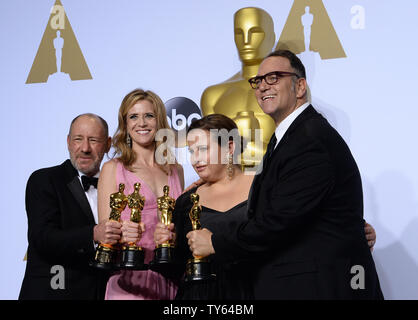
188, 50, 383, 299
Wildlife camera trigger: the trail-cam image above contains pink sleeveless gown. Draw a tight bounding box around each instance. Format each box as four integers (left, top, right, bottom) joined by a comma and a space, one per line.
105, 161, 182, 300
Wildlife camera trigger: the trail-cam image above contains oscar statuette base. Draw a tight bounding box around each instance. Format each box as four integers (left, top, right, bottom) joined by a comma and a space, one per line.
90, 243, 118, 271
117, 245, 147, 270
149, 244, 176, 276
185, 257, 216, 282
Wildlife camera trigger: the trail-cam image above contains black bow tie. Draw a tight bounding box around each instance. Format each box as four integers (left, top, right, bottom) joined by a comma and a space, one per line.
81, 175, 98, 191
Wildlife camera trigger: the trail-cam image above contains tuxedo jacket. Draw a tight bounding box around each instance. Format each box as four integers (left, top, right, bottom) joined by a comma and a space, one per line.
19, 160, 108, 300
212, 105, 383, 299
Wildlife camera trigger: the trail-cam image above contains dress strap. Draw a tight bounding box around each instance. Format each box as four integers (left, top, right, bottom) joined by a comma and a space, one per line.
168, 165, 182, 198
115, 160, 124, 188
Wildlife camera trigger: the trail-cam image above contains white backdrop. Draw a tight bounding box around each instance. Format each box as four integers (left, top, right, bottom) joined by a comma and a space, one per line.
1, 0, 417, 299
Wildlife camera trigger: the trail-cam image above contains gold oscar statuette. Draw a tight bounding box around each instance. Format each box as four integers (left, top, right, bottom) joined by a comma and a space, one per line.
118, 182, 147, 270
185, 193, 216, 282
90, 183, 127, 270
200, 7, 277, 168
149, 185, 177, 273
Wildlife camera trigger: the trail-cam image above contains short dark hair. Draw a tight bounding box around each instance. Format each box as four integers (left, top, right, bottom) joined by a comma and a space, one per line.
266, 49, 306, 80
187, 114, 246, 156
187, 114, 238, 135
69, 113, 109, 137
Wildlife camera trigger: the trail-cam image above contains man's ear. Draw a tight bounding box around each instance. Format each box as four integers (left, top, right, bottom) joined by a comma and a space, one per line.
296, 78, 307, 99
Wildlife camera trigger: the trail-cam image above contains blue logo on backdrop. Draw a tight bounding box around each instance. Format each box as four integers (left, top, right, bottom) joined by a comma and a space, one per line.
165, 97, 202, 147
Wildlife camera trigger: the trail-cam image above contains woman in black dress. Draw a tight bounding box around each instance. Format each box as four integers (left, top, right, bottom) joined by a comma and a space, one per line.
172, 187, 253, 299
155, 114, 255, 299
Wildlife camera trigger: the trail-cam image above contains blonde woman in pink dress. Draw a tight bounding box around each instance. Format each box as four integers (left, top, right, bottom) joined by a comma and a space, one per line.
98, 89, 184, 300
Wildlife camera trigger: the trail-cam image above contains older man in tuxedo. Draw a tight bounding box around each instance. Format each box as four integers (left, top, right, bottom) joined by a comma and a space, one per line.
19, 113, 120, 300
188, 50, 383, 299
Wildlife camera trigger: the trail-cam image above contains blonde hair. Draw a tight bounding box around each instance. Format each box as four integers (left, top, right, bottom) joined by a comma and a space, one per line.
112, 88, 176, 174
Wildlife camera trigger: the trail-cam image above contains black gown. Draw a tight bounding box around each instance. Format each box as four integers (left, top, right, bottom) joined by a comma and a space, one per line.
172, 188, 254, 300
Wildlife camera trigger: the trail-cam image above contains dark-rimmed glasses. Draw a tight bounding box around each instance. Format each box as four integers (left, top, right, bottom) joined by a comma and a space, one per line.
248, 71, 300, 89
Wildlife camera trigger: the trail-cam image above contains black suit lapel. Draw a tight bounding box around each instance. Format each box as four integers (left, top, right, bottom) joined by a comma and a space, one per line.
247, 105, 319, 217
247, 148, 271, 216
63, 160, 95, 224
277, 105, 318, 147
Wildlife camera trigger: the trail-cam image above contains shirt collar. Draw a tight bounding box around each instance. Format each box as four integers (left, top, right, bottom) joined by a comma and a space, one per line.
274, 102, 310, 148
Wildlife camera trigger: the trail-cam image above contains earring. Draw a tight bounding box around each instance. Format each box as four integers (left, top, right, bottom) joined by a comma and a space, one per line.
227, 153, 234, 180
126, 134, 132, 148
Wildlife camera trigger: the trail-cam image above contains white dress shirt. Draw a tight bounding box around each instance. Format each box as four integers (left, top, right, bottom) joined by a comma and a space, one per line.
77, 171, 99, 224
273, 102, 310, 149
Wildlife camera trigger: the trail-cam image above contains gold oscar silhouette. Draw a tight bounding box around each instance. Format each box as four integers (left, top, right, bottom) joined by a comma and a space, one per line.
91, 183, 127, 270
118, 182, 147, 270
201, 7, 276, 167
154, 186, 176, 263
185, 193, 216, 282
149, 186, 177, 273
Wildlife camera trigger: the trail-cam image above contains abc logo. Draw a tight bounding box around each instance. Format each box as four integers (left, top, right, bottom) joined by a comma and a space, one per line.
168, 108, 201, 131
165, 97, 202, 147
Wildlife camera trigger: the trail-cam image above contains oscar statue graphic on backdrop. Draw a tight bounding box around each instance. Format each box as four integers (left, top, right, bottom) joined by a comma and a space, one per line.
91, 183, 127, 270
48, 30, 70, 81
54, 31, 63, 72
185, 193, 216, 282
26, 0, 92, 84
118, 183, 146, 270
276, 0, 346, 59
302, 6, 314, 52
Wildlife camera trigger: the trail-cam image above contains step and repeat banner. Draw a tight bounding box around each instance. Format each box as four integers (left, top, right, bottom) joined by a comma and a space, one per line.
1, 0, 417, 299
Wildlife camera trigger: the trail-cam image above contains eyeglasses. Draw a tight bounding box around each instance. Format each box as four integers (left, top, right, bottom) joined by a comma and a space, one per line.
248, 71, 300, 89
